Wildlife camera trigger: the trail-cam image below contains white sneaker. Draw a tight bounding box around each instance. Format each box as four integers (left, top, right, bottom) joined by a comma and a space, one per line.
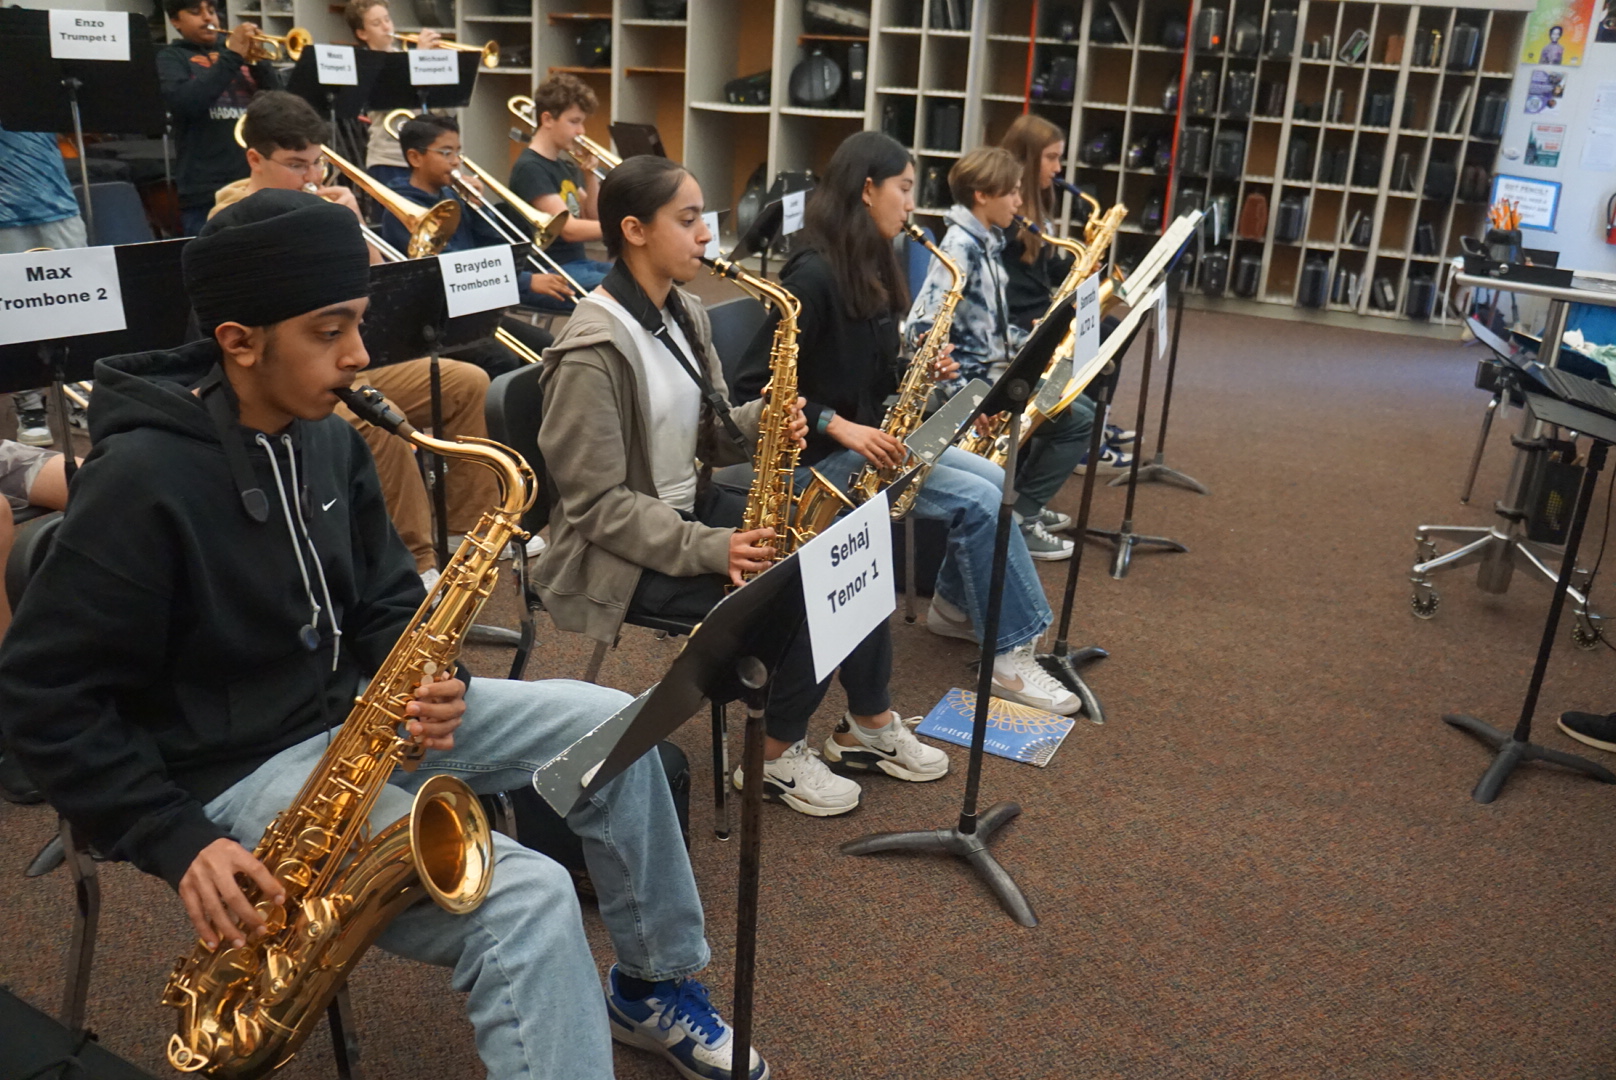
733, 740, 861, 817
925, 594, 978, 643
525, 533, 547, 559
823, 711, 949, 782
991, 643, 1081, 716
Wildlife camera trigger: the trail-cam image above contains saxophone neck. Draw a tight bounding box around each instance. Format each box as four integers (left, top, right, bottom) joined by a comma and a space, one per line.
704, 255, 801, 323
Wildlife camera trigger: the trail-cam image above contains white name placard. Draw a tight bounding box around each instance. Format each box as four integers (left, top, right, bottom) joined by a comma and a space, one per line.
315, 44, 358, 85
0, 247, 126, 347
702, 211, 721, 259
409, 48, 459, 86
1073, 272, 1101, 370
438, 245, 519, 318
48, 10, 129, 61
781, 190, 806, 236
799, 491, 895, 682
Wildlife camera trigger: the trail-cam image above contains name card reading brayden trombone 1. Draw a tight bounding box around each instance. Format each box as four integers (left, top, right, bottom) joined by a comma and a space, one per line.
438, 246, 519, 318
0, 247, 126, 347
48, 9, 129, 61
799, 491, 896, 682
409, 48, 458, 86
315, 44, 358, 85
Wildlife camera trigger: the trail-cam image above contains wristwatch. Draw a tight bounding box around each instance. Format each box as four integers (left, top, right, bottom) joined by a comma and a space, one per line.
816, 408, 837, 435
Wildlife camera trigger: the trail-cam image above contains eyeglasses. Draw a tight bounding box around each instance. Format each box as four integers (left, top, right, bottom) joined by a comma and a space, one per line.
269, 155, 327, 175
423, 147, 463, 161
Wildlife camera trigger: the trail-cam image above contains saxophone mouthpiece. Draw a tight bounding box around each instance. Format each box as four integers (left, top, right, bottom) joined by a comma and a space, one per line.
1012, 215, 1043, 236
336, 386, 416, 437
902, 222, 927, 244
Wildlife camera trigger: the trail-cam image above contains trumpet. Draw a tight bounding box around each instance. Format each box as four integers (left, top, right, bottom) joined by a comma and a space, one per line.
233, 114, 461, 259
380, 110, 581, 294
507, 95, 619, 180
394, 32, 499, 68
206, 23, 312, 62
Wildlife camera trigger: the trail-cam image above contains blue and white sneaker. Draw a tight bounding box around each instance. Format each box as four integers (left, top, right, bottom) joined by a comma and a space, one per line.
1105, 422, 1139, 446
606, 966, 770, 1080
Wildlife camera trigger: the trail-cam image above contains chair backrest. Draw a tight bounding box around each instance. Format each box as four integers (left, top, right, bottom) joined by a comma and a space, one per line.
6, 513, 63, 612
72, 182, 154, 246
483, 365, 549, 535
705, 296, 769, 403
904, 223, 936, 305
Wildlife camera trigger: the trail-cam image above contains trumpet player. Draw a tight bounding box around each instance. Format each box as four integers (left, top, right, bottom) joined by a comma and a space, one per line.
343, 0, 440, 188
508, 74, 614, 301
157, 0, 282, 236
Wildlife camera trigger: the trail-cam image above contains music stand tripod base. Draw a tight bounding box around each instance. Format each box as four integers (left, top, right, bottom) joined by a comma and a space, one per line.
1038, 645, 1108, 725
840, 801, 1036, 927
1443, 713, 1615, 803
1109, 453, 1210, 494
1086, 524, 1189, 579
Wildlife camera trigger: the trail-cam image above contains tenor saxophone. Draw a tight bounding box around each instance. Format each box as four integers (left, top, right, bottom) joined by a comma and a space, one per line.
834, 224, 965, 524
163, 386, 536, 1078
958, 202, 1129, 466
703, 255, 839, 566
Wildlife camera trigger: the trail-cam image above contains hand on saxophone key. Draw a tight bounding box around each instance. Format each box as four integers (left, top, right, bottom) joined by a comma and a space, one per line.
931, 342, 959, 383
406, 667, 466, 752
729, 527, 777, 586
788, 396, 809, 449
828, 415, 904, 471
179, 838, 285, 951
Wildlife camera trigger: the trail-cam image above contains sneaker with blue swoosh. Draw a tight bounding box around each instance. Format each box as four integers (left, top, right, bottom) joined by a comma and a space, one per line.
606, 966, 770, 1080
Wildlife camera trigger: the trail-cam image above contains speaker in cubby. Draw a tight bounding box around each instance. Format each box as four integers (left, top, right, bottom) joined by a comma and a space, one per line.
1298, 255, 1331, 308
1264, 8, 1298, 57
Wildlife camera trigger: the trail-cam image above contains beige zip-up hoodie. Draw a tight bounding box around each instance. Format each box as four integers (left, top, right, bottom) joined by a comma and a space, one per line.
534, 289, 763, 643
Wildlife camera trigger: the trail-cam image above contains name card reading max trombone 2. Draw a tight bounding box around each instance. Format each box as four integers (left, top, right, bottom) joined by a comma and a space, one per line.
438, 246, 519, 318
799, 492, 896, 682
0, 247, 127, 347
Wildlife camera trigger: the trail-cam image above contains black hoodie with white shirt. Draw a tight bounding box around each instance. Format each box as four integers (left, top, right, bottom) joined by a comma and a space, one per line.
0, 339, 424, 888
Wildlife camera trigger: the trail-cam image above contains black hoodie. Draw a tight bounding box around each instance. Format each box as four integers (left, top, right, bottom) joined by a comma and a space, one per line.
0, 340, 423, 888
156, 38, 281, 210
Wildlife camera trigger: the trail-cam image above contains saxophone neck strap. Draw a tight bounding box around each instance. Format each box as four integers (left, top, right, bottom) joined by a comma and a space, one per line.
195, 364, 271, 524
601, 261, 747, 454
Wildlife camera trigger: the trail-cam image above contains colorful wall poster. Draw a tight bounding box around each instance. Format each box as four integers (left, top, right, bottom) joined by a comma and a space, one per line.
1597, 0, 1615, 41
1491, 174, 1564, 231
1526, 69, 1571, 114
1522, 0, 1596, 64
1525, 122, 1567, 166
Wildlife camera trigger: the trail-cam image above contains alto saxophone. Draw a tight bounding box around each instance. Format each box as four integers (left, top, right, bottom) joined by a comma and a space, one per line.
703, 255, 840, 566
958, 203, 1129, 466
163, 386, 537, 1078
829, 223, 964, 525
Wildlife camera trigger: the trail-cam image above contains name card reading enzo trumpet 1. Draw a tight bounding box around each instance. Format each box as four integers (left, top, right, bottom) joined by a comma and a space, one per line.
438, 246, 519, 318
0, 247, 126, 347
799, 491, 895, 682
48, 9, 129, 60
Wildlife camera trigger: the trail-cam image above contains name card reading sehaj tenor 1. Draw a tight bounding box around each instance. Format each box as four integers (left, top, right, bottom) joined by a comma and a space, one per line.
798, 491, 896, 682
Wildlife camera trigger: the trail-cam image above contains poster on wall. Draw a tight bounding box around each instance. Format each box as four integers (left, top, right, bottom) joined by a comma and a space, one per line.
1491, 174, 1563, 231
1584, 80, 1616, 171
1525, 69, 1570, 114
1525, 123, 1567, 166
1522, 0, 1595, 64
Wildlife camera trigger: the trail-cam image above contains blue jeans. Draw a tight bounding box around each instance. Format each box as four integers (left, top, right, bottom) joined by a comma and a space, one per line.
180, 205, 210, 237
803, 446, 1051, 653
524, 258, 613, 313
203, 677, 706, 1080
1016, 394, 1095, 518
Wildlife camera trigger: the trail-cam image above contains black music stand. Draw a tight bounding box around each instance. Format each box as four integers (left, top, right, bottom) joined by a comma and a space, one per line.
840, 303, 1077, 928
1085, 282, 1188, 579
532, 553, 806, 1080
368, 50, 482, 114
1034, 304, 1163, 716
730, 199, 784, 277
1442, 392, 1616, 803
284, 46, 386, 127
0, 9, 166, 244
1112, 271, 1209, 494
362, 249, 520, 570
0, 238, 190, 476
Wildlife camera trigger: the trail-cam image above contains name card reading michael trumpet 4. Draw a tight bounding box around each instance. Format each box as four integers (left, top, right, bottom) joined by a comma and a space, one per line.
408, 48, 459, 86
799, 491, 896, 682
438, 246, 519, 318
0, 247, 127, 347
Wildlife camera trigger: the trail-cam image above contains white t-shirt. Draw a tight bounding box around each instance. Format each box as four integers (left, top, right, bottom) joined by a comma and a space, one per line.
588, 292, 702, 513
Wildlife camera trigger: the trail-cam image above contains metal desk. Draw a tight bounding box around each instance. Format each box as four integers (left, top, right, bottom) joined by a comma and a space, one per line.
1409, 272, 1616, 645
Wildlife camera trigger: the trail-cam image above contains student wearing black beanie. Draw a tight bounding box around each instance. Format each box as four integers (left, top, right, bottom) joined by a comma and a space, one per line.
0, 189, 753, 1080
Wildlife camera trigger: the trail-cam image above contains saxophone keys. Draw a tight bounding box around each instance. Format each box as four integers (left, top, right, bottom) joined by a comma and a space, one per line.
167, 1033, 210, 1072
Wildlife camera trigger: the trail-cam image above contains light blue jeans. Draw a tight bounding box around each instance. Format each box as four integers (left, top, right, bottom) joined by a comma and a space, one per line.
804, 446, 1052, 653
203, 677, 706, 1080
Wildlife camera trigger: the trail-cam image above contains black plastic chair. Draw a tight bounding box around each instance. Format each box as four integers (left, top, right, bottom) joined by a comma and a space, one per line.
488, 365, 736, 839
6, 513, 369, 1077
71, 181, 154, 246
705, 296, 769, 405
